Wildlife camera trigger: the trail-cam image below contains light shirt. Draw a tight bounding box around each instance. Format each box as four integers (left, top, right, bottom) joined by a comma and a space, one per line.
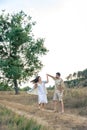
54, 78, 65, 92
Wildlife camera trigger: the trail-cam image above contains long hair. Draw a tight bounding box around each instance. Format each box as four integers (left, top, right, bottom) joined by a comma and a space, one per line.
30, 76, 40, 83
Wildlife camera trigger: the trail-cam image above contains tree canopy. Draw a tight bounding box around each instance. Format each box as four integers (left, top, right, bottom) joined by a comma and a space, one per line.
0, 10, 48, 94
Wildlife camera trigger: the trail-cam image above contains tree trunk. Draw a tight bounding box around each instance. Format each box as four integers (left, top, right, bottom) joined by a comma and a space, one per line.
13, 79, 19, 94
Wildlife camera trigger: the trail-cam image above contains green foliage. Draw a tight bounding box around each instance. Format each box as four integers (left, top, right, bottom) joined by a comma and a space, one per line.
66, 68, 87, 88
0, 10, 48, 93
82, 81, 87, 87
47, 85, 54, 90
65, 79, 80, 88
82, 68, 87, 78
0, 82, 13, 91
65, 78, 87, 88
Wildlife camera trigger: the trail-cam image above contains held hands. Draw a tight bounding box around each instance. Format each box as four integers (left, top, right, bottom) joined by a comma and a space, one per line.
46, 74, 49, 77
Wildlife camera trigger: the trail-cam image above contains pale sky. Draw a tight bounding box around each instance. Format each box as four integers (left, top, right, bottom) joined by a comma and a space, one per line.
0, 0, 87, 87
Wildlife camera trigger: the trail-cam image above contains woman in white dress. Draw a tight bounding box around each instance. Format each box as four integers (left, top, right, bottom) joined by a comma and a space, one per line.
31, 74, 49, 110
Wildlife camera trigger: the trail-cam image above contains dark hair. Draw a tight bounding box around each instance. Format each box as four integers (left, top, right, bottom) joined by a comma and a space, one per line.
56, 72, 61, 76
30, 76, 40, 83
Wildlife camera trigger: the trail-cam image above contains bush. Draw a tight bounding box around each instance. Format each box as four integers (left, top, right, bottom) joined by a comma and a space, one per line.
47, 85, 54, 90
0, 83, 13, 91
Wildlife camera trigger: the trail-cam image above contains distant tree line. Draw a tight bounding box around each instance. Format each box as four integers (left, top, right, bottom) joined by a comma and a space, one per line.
65, 68, 87, 88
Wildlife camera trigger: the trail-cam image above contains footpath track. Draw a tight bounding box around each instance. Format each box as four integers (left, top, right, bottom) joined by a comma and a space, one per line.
0, 100, 87, 130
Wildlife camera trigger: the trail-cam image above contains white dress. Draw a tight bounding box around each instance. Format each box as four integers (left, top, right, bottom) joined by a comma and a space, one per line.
37, 81, 48, 104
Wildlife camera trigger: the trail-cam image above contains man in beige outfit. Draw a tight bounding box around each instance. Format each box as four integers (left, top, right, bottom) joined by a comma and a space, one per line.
47, 72, 65, 113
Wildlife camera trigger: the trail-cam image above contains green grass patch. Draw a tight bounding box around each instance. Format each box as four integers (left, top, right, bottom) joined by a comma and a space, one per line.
0, 105, 48, 130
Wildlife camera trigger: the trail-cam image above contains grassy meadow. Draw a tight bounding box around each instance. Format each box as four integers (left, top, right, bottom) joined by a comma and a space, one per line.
0, 105, 48, 130
0, 88, 87, 130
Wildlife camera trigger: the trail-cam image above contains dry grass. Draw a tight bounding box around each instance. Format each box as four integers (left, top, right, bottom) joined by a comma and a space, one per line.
0, 105, 48, 130
64, 88, 87, 115
0, 88, 87, 130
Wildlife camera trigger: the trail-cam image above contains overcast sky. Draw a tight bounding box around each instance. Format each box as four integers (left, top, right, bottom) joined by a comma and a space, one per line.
0, 0, 87, 86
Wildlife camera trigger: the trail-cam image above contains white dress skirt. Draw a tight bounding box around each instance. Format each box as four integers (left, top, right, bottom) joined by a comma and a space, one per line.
37, 81, 48, 104
38, 93, 48, 104
27, 81, 48, 104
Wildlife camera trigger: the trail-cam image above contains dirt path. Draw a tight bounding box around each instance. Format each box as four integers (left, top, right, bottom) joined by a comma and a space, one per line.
0, 100, 87, 130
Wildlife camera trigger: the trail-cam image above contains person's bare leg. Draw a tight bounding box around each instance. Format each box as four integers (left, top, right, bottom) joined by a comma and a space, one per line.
60, 100, 64, 113
41, 103, 45, 110
53, 100, 58, 112
43, 103, 46, 109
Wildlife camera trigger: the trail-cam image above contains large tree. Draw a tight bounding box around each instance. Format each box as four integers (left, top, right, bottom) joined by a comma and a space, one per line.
0, 10, 48, 94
